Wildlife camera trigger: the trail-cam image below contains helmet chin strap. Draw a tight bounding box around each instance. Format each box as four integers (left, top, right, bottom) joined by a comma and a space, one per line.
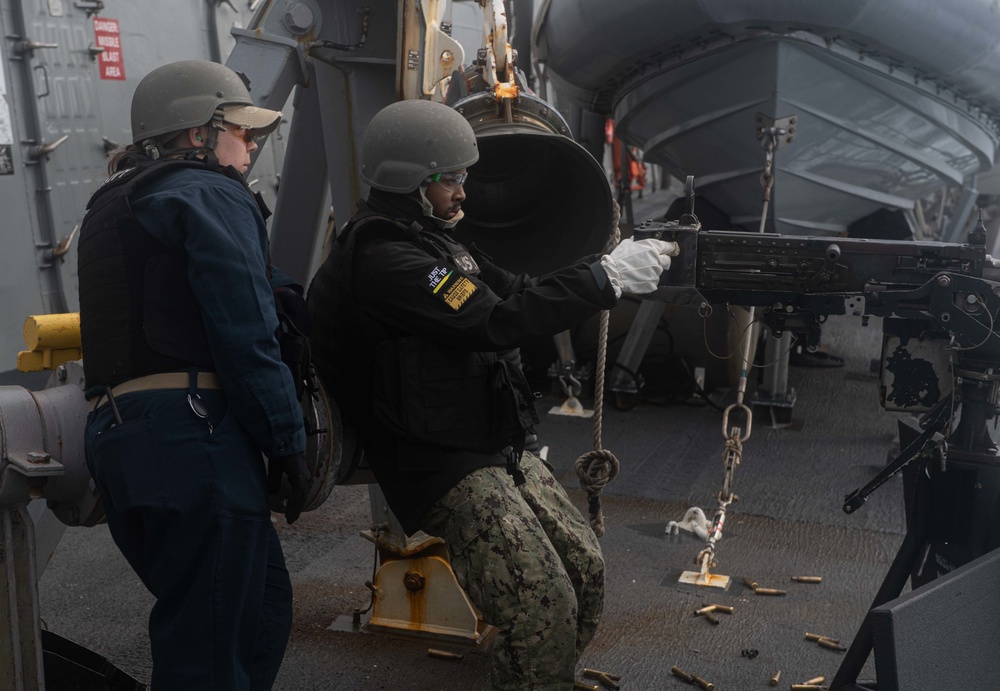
418, 185, 464, 230
143, 120, 222, 167
193, 121, 222, 168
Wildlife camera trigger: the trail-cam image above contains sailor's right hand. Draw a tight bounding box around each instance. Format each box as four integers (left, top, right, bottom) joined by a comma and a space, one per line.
268, 452, 309, 524
601, 237, 679, 297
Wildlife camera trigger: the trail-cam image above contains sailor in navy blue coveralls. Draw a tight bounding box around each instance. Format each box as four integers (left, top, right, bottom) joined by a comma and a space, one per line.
78, 99, 307, 686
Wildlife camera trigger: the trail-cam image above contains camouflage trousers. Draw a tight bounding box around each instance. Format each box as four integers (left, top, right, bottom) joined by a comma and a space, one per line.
420, 452, 605, 691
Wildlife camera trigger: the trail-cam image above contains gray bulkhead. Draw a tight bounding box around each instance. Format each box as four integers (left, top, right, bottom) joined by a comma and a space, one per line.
0, 0, 287, 384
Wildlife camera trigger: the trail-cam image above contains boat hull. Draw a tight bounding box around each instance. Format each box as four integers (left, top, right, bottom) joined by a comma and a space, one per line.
535, 1, 1000, 234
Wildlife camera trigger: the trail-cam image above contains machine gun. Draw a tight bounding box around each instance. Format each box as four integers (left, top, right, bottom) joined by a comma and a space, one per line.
636, 206, 1000, 690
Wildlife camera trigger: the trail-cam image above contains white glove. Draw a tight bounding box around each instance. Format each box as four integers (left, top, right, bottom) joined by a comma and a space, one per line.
600, 238, 679, 298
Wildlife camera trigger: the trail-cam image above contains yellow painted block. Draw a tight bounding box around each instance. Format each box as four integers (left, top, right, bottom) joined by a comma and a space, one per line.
23, 313, 81, 351
17, 348, 81, 373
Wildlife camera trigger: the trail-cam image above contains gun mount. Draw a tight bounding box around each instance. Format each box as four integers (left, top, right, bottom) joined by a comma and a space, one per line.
639, 214, 1000, 478
640, 220, 996, 357
637, 213, 1000, 690
639, 216, 1000, 407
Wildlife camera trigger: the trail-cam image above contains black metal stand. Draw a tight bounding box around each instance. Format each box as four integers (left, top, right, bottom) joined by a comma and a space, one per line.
832, 363, 1000, 690
829, 461, 932, 690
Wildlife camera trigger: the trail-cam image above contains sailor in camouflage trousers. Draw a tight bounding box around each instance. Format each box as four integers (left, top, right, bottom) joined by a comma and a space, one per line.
307, 100, 675, 690
421, 452, 604, 690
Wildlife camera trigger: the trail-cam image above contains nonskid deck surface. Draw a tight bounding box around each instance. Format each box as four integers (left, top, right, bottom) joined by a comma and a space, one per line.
38, 193, 907, 689
38, 313, 904, 689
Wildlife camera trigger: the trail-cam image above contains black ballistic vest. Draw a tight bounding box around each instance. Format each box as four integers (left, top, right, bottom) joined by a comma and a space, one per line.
308, 200, 538, 467
78, 158, 266, 388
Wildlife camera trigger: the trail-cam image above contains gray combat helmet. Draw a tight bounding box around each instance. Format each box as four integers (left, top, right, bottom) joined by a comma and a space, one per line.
130, 59, 281, 144
360, 100, 479, 193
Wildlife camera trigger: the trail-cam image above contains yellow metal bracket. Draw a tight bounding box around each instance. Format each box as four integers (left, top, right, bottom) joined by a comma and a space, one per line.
17, 313, 82, 372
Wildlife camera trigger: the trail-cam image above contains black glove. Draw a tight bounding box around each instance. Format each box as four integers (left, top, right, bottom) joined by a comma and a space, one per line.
273, 286, 310, 337
268, 452, 309, 524
273, 286, 311, 399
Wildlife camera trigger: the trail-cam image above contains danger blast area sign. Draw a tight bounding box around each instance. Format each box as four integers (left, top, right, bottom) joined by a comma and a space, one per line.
93, 18, 125, 81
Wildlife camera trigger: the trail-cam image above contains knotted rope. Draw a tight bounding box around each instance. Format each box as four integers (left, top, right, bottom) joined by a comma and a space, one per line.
575, 309, 620, 537
576, 213, 622, 537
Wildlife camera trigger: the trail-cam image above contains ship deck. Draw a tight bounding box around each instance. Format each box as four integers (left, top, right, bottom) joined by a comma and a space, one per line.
38, 190, 909, 690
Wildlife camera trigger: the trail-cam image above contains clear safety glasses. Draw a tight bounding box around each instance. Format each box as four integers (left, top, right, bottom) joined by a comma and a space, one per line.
427, 171, 468, 192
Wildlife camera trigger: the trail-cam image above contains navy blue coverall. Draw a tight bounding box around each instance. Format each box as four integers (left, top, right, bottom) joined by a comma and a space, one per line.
83, 167, 305, 689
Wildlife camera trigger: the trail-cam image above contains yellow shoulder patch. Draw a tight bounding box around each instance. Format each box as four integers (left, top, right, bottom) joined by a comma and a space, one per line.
441, 275, 477, 311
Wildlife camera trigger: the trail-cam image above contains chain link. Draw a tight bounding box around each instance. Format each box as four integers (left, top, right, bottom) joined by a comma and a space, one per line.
688, 125, 785, 582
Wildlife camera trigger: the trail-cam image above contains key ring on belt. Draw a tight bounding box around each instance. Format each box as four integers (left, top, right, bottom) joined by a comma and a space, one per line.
186, 369, 214, 434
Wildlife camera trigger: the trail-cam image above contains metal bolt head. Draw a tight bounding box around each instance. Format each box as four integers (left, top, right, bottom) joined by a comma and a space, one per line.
937, 275, 952, 287
403, 571, 425, 592
284, 2, 314, 34
441, 49, 454, 63
56, 365, 67, 382
27, 452, 50, 464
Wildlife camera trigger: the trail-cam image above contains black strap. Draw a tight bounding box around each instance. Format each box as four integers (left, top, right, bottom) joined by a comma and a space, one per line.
504, 443, 526, 487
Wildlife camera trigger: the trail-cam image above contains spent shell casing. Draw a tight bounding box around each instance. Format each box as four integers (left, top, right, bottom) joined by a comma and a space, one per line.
817, 637, 847, 652
670, 665, 694, 682
754, 587, 787, 596
582, 668, 621, 690
742, 577, 759, 590
712, 604, 734, 614
572, 683, 599, 691
768, 669, 781, 686
691, 673, 715, 691
804, 632, 838, 643
791, 576, 823, 583
701, 611, 720, 625
695, 605, 717, 615
427, 648, 464, 661
804, 676, 826, 685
